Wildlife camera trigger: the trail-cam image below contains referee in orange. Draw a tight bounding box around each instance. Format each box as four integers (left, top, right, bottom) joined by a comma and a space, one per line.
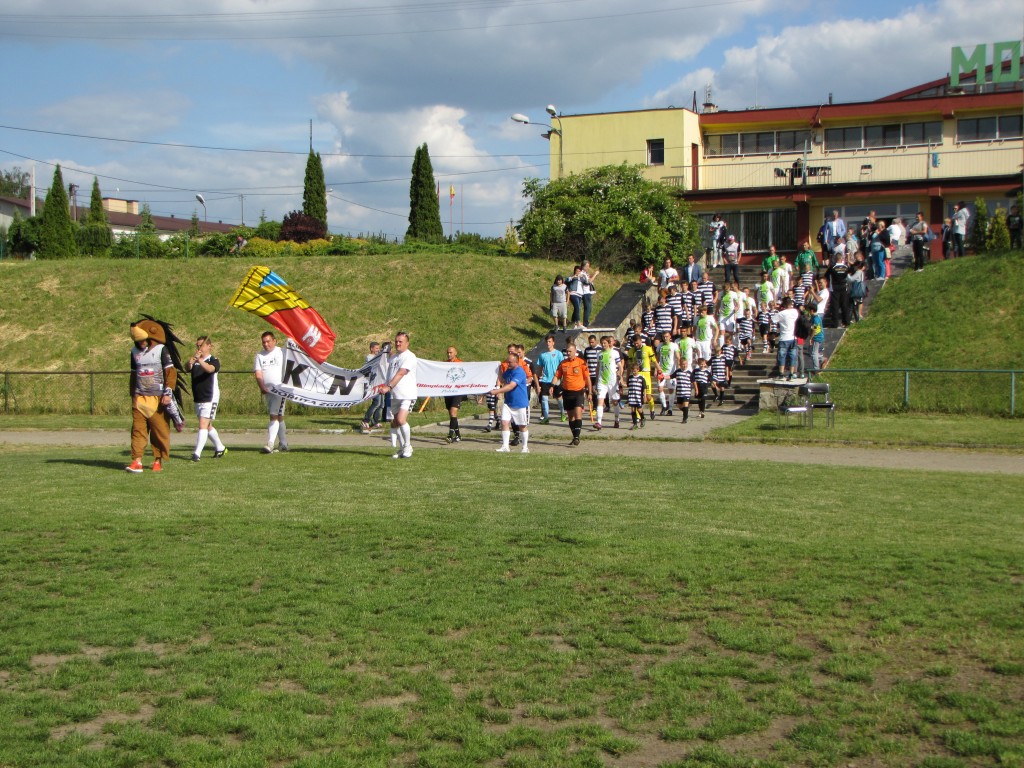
554, 342, 593, 446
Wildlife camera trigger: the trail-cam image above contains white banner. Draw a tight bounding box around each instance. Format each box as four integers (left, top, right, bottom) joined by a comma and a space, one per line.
266, 340, 499, 409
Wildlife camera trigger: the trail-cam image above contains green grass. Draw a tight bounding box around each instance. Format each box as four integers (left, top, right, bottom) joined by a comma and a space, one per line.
825, 251, 1024, 414
709, 411, 1024, 450
1, 446, 1022, 766
0, 253, 632, 374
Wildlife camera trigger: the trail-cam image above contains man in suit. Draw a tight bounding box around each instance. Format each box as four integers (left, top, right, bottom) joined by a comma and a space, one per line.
682, 253, 703, 285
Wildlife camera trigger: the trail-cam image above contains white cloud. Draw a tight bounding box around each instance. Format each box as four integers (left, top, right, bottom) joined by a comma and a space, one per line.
35, 92, 191, 138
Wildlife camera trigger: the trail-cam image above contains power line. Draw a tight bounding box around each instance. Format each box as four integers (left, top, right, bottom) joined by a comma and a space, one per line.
0, 0, 757, 41
0, 123, 548, 160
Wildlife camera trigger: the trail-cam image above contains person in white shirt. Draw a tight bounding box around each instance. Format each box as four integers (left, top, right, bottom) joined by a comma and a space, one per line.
253, 331, 288, 454
658, 257, 679, 290
378, 331, 418, 459
952, 202, 970, 257
775, 298, 801, 380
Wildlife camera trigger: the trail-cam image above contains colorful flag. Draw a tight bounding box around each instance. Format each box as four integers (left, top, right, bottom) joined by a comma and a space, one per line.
229, 266, 336, 363
449, 185, 455, 203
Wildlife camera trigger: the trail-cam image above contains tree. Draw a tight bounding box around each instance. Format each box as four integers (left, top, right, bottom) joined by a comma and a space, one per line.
967, 197, 989, 255
280, 210, 327, 243
302, 151, 328, 228
0, 166, 31, 198
406, 144, 443, 243
78, 177, 113, 257
38, 165, 78, 259
7, 210, 40, 256
987, 206, 1011, 251
517, 163, 701, 271
86, 177, 107, 226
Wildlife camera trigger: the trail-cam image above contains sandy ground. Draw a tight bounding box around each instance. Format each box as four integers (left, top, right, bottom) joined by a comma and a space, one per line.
3, 406, 1022, 476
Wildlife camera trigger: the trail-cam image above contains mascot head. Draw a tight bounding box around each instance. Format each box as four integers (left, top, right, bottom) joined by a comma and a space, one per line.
130, 318, 165, 346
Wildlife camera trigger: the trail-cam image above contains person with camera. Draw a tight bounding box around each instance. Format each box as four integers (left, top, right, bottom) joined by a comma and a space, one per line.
187, 336, 227, 461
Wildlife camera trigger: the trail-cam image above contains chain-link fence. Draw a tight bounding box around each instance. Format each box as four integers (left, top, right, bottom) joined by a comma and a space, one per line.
818, 369, 1021, 416
2, 369, 1019, 417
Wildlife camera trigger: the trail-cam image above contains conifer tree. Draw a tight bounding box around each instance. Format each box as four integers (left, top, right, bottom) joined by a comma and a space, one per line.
38, 165, 78, 259
968, 197, 988, 254
987, 207, 1011, 251
302, 151, 328, 227
78, 176, 113, 256
406, 144, 443, 243
86, 177, 108, 226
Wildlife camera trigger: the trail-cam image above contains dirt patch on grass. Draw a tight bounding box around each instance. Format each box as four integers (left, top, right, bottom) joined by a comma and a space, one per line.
50, 703, 156, 741
363, 691, 419, 708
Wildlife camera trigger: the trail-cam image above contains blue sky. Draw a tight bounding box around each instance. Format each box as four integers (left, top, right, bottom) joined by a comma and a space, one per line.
0, 0, 1017, 238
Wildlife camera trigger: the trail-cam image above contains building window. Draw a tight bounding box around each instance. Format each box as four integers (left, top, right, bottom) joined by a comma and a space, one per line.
647, 139, 665, 165
704, 134, 738, 157
998, 115, 1023, 138
903, 121, 943, 145
864, 123, 903, 148
696, 209, 796, 253
824, 127, 863, 151
740, 131, 775, 155
776, 130, 811, 153
955, 115, 1023, 142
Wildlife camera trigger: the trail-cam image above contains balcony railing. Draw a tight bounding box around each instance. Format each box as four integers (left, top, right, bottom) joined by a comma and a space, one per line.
659, 144, 1022, 192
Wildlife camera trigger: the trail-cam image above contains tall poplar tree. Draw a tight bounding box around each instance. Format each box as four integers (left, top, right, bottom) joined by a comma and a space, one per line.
38, 165, 78, 259
302, 150, 328, 228
78, 176, 112, 257
406, 143, 443, 243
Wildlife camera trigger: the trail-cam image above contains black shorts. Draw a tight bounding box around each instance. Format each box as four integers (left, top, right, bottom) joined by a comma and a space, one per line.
540, 381, 561, 398
759, 323, 770, 336
561, 389, 586, 410
443, 395, 465, 409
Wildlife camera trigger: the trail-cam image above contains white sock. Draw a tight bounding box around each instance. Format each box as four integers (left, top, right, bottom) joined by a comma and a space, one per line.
194, 429, 208, 456
400, 423, 411, 450
613, 401, 621, 419
267, 420, 280, 445
278, 421, 288, 447
390, 427, 398, 447
660, 391, 667, 408
209, 427, 225, 452
520, 430, 529, 450
501, 430, 510, 449
596, 404, 604, 423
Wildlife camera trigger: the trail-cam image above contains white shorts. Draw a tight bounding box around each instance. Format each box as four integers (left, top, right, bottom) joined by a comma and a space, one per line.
393, 398, 417, 414
720, 317, 736, 334
194, 401, 219, 420
501, 404, 529, 427
265, 392, 286, 417
696, 341, 712, 361
596, 382, 619, 402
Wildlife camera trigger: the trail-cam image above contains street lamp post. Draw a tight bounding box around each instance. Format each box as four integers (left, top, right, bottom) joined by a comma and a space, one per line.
195, 194, 207, 224
511, 104, 564, 179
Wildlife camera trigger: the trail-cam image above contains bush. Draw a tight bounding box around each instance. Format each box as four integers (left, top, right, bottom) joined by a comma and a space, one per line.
254, 219, 282, 241
110, 233, 170, 259
280, 211, 327, 244
76, 223, 113, 257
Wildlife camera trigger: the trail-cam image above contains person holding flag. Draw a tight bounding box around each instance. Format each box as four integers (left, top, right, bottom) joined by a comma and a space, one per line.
254, 331, 289, 454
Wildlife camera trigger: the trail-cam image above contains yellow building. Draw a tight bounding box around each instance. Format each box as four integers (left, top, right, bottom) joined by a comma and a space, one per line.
546, 60, 1022, 258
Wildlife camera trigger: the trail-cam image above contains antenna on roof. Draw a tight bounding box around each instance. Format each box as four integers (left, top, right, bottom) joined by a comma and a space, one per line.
702, 83, 717, 114
309, 119, 313, 152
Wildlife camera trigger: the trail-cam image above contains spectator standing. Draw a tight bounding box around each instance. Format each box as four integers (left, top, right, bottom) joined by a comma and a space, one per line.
360, 341, 385, 433
848, 261, 867, 322
722, 235, 740, 284
952, 202, 969, 257
825, 251, 852, 328
826, 210, 847, 261
708, 214, 726, 268
549, 275, 568, 331
868, 221, 891, 280
775, 297, 801, 380
908, 212, 930, 272
1008, 205, 1023, 249
658, 257, 679, 290
580, 260, 600, 328
682, 253, 703, 285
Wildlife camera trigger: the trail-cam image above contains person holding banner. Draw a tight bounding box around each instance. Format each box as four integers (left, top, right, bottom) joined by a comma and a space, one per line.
490, 349, 530, 454
444, 345, 465, 443
378, 331, 418, 460
254, 331, 289, 454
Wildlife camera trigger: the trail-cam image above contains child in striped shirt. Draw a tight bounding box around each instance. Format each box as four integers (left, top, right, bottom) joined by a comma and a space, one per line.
709, 347, 728, 406
626, 362, 648, 429
673, 359, 693, 424
693, 358, 710, 418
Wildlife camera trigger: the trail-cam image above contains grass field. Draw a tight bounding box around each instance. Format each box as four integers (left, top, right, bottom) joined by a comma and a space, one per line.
824, 251, 1024, 415
0, 253, 632, 374
1, 445, 1021, 767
